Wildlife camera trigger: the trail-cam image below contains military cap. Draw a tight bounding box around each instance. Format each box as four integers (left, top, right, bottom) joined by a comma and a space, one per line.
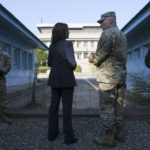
97, 11, 116, 24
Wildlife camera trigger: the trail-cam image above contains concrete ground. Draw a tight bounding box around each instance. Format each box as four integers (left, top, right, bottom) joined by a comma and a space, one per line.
1, 75, 150, 150
6, 77, 150, 120
0, 118, 150, 150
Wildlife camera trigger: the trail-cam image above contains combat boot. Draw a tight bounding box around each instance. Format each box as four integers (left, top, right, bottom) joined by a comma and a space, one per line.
115, 126, 125, 143
0, 115, 12, 124
93, 130, 115, 147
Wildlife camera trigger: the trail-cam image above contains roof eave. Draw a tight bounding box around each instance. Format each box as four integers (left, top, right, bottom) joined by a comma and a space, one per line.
0, 4, 49, 51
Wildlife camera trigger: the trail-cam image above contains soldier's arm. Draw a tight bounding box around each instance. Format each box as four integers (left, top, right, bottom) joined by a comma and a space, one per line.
92, 31, 112, 66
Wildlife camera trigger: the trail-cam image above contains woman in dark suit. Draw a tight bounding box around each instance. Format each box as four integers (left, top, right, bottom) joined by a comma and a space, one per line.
47, 23, 78, 145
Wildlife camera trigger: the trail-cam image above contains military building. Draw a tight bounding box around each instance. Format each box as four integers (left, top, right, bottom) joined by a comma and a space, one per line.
0, 4, 48, 87
122, 1, 150, 74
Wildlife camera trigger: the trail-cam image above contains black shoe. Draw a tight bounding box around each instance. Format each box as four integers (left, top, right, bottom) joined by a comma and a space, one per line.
64, 138, 78, 145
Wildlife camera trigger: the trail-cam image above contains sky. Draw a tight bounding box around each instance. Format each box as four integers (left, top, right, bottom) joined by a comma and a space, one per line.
0, 0, 149, 34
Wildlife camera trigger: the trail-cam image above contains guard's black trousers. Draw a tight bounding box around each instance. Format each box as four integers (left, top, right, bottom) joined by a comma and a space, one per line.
48, 87, 75, 141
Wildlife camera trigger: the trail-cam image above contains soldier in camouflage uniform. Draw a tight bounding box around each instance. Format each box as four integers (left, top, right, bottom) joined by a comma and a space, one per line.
88, 11, 127, 147
0, 42, 12, 124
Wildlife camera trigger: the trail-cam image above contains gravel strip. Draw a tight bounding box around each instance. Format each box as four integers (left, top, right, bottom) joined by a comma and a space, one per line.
0, 118, 150, 150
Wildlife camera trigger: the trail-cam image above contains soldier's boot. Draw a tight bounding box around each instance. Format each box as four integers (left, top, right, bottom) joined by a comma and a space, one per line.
93, 130, 115, 147
115, 126, 125, 143
0, 115, 12, 124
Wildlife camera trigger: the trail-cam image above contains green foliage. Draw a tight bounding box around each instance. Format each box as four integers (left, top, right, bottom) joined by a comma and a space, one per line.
38, 66, 50, 73
74, 65, 81, 72
37, 48, 48, 66
38, 64, 81, 73
126, 72, 150, 105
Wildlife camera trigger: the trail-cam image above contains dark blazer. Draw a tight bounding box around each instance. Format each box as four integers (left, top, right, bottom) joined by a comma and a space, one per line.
48, 40, 77, 87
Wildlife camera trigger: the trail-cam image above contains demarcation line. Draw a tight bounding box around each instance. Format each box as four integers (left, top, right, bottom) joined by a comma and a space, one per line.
86, 79, 99, 91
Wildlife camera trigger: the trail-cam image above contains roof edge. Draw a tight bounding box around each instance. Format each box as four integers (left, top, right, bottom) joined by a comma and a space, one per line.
0, 4, 48, 50
121, 1, 150, 32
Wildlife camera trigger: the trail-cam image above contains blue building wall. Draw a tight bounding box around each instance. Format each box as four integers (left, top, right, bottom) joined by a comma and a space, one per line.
126, 26, 150, 74
122, 2, 150, 75
0, 29, 36, 86
0, 4, 48, 87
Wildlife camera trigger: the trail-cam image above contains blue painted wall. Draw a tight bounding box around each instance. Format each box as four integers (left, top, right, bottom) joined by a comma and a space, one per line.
122, 2, 150, 75
126, 23, 150, 74
0, 26, 36, 87
0, 4, 48, 87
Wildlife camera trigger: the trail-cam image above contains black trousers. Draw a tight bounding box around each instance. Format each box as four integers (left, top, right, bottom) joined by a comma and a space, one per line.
48, 87, 74, 140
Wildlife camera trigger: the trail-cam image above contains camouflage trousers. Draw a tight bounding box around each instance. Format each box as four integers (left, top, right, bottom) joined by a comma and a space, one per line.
99, 82, 126, 131
0, 76, 7, 116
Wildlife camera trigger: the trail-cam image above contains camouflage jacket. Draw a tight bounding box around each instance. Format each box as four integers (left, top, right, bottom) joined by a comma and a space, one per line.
91, 25, 127, 84
0, 51, 11, 75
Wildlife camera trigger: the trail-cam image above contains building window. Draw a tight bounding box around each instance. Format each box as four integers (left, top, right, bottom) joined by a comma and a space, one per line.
82, 41, 85, 47
13, 48, 20, 69
22, 51, 28, 70
28, 53, 33, 70
95, 41, 98, 47
8, 47, 11, 57
22, 52, 25, 69
83, 41, 88, 47
91, 41, 94, 47
136, 48, 141, 59
133, 49, 140, 60
84, 52, 88, 59
77, 52, 81, 59
128, 52, 132, 61
41, 28, 51, 33
77, 42, 80, 47
127, 53, 129, 61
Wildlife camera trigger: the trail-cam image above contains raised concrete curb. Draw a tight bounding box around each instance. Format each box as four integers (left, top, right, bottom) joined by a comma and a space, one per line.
6, 78, 150, 120
7, 82, 46, 101
7, 108, 150, 120
7, 80, 50, 111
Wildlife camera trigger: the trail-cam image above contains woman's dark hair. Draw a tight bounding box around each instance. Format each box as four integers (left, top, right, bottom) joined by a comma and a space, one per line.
51, 23, 69, 44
